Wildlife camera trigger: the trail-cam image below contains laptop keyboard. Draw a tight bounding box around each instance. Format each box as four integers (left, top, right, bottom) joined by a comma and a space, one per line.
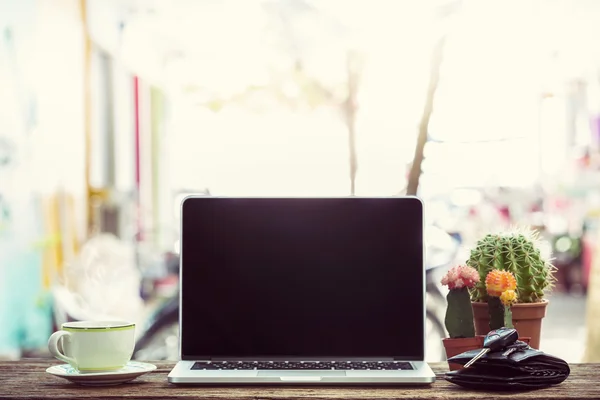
191, 361, 413, 370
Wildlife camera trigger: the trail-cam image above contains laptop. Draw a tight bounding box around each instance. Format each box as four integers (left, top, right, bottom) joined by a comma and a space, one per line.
168, 196, 436, 385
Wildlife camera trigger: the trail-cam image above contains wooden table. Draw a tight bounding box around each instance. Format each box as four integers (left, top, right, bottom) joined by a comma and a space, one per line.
0, 359, 597, 399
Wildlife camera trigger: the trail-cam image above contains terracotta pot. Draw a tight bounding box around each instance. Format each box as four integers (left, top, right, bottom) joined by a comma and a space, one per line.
472, 299, 548, 349
442, 336, 484, 371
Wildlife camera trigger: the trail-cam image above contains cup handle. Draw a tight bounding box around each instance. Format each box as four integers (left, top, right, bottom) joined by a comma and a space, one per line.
48, 331, 77, 366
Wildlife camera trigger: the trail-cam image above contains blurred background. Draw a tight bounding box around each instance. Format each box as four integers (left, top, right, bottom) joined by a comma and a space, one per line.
2, 0, 600, 364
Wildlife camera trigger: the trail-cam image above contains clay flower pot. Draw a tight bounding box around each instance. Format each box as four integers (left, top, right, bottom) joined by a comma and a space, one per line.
472, 299, 548, 349
442, 336, 484, 371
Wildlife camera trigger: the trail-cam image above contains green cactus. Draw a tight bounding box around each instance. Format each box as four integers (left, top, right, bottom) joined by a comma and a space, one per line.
487, 297, 514, 330
487, 297, 504, 331
444, 287, 475, 338
467, 230, 556, 303
504, 306, 514, 329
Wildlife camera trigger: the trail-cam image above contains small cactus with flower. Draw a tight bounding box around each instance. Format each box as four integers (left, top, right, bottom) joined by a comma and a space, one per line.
441, 265, 480, 338
467, 229, 556, 303
485, 269, 518, 330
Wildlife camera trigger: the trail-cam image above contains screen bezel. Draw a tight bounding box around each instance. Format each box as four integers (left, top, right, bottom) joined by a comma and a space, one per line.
178, 196, 426, 361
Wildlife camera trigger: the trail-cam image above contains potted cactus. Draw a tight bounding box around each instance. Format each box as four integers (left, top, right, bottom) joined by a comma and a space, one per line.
466, 229, 556, 349
440, 265, 484, 370
485, 269, 518, 330
483, 269, 531, 345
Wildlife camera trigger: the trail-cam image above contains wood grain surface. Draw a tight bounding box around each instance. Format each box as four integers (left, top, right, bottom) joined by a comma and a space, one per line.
0, 359, 596, 400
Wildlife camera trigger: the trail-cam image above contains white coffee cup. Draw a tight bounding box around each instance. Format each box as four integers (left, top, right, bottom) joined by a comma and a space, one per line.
48, 321, 136, 372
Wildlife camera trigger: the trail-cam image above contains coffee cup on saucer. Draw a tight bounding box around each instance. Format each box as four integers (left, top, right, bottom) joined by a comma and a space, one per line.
48, 321, 136, 373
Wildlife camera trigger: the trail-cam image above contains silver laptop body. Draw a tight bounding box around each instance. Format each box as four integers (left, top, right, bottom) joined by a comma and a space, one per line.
168, 196, 436, 385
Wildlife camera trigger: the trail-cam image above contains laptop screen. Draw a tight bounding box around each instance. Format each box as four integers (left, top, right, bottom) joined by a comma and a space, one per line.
180, 197, 425, 360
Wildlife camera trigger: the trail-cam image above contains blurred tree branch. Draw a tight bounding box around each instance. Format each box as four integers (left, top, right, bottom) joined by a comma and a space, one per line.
405, 0, 462, 196
406, 34, 446, 196
345, 51, 363, 195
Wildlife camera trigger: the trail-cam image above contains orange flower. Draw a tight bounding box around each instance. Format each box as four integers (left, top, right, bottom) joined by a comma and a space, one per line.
485, 270, 517, 297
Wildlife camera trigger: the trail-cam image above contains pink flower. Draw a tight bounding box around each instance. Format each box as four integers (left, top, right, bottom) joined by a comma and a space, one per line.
441, 265, 480, 290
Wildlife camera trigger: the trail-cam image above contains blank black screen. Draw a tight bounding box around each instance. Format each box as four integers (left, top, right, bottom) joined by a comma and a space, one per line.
181, 197, 424, 360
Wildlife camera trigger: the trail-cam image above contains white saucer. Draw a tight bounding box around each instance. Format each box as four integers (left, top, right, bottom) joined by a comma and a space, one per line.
46, 361, 157, 386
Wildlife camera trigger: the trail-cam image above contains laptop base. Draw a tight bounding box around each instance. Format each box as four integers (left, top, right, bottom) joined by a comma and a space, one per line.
167, 360, 436, 385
